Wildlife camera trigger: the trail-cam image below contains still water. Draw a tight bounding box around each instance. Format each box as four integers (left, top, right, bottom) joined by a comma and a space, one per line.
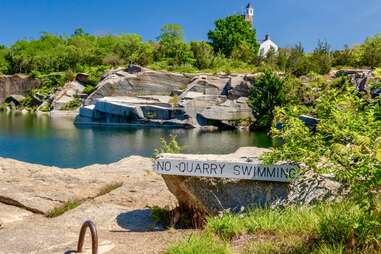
0, 112, 272, 168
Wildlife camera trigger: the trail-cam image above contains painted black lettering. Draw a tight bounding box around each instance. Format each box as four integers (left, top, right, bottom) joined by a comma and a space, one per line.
178, 162, 186, 172
242, 165, 253, 176
210, 163, 218, 175
218, 164, 225, 175
157, 161, 171, 172
202, 163, 210, 174
258, 167, 267, 177
194, 163, 202, 174
233, 165, 241, 176
266, 167, 276, 178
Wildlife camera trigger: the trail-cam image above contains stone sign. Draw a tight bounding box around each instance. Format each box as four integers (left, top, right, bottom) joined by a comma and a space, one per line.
155, 158, 298, 182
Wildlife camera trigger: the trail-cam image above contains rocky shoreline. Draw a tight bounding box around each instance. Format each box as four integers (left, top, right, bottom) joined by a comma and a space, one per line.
0, 154, 182, 253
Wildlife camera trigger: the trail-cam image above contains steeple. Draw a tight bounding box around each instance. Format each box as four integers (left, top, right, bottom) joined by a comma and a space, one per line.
244, 3, 254, 25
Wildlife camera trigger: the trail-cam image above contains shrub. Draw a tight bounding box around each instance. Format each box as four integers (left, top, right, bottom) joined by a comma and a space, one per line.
60, 99, 81, 110
361, 33, 381, 68
154, 135, 182, 156
190, 41, 215, 69
248, 70, 286, 129
311, 40, 333, 75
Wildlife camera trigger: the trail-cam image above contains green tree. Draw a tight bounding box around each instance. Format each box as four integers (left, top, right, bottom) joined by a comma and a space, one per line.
231, 41, 257, 64
190, 41, 215, 69
332, 45, 356, 67
157, 24, 194, 66
361, 33, 381, 68
208, 15, 259, 57
311, 40, 332, 74
248, 70, 286, 129
285, 43, 314, 76
0, 47, 9, 74
113, 34, 154, 66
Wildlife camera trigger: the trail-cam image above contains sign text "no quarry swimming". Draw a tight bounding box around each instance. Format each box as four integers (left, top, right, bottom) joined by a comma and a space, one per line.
155, 159, 298, 182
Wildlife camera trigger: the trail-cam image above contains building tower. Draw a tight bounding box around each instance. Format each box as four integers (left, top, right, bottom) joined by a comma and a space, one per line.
244, 3, 254, 25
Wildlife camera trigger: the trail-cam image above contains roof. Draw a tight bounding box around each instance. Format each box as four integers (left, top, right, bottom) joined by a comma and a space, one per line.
246, 3, 254, 8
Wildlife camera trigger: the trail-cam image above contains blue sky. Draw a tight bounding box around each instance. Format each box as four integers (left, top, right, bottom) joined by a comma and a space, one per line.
0, 0, 380, 51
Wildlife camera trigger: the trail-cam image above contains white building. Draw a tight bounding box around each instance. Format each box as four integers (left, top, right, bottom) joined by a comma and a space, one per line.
258, 34, 279, 57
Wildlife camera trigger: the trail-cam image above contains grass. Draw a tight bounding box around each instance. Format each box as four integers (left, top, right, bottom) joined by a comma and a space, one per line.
60, 98, 81, 110
165, 233, 231, 254
46, 183, 123, 218
96, 182, 123, 197
151, 206, 171, 227
165, 202, 381, 254
47, 200, 81, 218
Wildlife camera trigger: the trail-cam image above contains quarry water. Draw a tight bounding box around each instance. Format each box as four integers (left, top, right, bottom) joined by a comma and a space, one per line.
0, 112, 272, 168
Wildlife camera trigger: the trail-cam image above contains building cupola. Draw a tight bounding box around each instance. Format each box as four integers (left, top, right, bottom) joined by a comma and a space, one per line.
244, 3, 254, 24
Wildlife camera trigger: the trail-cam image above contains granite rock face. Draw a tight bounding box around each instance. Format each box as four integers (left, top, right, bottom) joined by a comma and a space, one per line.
85, 67, 192, 105
0, 74, 40, 103
77, 66, 256, 129
0, 155, 155, 215
273, 169, 349, 208
53, 80, 85, 110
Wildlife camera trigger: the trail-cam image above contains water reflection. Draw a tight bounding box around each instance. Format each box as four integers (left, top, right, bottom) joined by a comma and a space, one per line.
0, 112, 272, 168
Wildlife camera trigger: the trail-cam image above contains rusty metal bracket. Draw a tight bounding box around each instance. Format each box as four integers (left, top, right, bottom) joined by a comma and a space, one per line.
77, 220, 98, 254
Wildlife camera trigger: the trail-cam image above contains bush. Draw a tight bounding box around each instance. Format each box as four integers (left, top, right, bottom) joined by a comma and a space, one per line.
311, 40, 332, 75
60, 99, 81, 110
190, 41, 215, 69
154, 135, 182, 157
248, 70, 287, 129
360, 33, 381, 68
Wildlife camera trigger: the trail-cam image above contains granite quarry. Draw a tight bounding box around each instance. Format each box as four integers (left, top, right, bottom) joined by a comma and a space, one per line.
74, 66, 256, 129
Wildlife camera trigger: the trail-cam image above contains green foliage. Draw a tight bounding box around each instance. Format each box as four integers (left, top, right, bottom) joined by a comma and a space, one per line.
167, 202, 380, 253
151, 206, 171, 227
248, 70, 287, 129
261, 76, 381, 251
97, 182, 123, 197
165, 233, 231, 254
60, 99, 81, 111
190, 41, 215, 69
208, 15, 259, 58
318, 204, 381, 248
154, 135, 182, 157
83, 85, 96, 95
113, 34, 154, 66
231, 41, 257, 64
47, 200, 80, 218
207, 214, 245, 240
266, 77, 381, 204
332, 45, 357, 67
311, 40, 333, 75
157, 24, 195, 66
360, 33, 381, 68
0, 47, 9, 74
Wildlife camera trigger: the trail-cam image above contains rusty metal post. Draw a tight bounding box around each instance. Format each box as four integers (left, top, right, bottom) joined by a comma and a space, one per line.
77, 220, 98, 254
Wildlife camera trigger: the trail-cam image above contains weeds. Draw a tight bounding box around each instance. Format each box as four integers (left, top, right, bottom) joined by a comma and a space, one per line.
97, 182, 123, 197
166, 202, 381, 253
165, 233, 231, 254
47, 200, 81, 218
154, 134, 182, 157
